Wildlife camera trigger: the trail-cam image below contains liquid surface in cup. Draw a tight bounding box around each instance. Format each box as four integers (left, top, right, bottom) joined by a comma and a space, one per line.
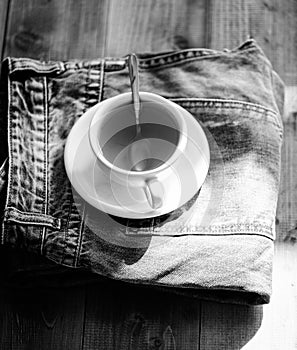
101, 123, 179, 171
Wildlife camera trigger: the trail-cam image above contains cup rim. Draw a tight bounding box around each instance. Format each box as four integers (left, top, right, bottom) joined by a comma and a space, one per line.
88, 91, 187, 176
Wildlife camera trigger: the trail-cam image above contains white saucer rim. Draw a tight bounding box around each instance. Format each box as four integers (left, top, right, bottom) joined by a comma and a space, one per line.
64, 97, 210, 219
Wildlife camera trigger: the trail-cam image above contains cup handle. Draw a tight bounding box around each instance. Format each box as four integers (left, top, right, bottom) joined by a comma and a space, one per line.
143, 178, 163, 210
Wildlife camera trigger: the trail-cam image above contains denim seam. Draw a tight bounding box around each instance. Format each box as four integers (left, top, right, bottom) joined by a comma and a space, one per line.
74, 62, 105, 267
10, 66, 61, 74
4, 39, 270, 75
59, 67, 94, 266
99, 59, 105, 102
1, 59, 12, 245
139, 39, 256, 61
137, 53, 244, 70
125, 221, 274, 239
62, 199, 72, 265
4, 41, 260, 74
169, 98, 282, 130
136, 49, 268, 71
40, 76, 49, 255
59, 67, 92, 266
74, 203, 85, 267
124, 232, 275, 241
169, 98, 277, 115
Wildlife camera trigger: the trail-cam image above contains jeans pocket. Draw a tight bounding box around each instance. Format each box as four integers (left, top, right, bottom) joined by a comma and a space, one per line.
124, 98, 282, 241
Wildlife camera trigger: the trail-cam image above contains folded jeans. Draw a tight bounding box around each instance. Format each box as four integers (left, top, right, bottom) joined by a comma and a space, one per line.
0, 39, 284, 304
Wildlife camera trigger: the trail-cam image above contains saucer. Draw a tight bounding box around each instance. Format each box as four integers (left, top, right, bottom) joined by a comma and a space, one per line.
64, 98, 209, 219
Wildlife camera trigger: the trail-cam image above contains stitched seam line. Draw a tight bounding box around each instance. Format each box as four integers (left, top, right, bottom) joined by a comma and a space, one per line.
40, 76, 49, 254
124, 232, 274, 241
9, 66, 60, 74
75, 204, 85, 267
125, 222, 274, 239
61, 199, 72, 265
105, 40, 256, 70
138, 40, 255, 63
138, 49, 263, 70
139, 54, 227, 70
73, 60, 105, 267
169, 98, 277, 115
99, 59, 105, 102
5, 39, 261, 74
1, 59, 12, 245
169, 98, 282, 129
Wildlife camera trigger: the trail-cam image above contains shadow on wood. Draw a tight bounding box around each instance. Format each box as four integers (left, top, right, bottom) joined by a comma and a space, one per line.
82, 279, 263, 350
83, 280, 201, 350
200, 301, 263, 350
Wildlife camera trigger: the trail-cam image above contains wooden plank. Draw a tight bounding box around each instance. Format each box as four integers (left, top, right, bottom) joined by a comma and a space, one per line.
199, 303, 262, 350
207, 0, 297, 85
200, 243, 297, 350
0, 0, 9, 60
206, 0, 250, 50
0, 287, 86, 350
83, 281, 200, 350
105, 0, 206, 56
247, 0, 297, 85
241, 242, 297, 350
2, 1, 296, 350
3, 0, 109, 60
254, 0, 297, 86
276, 86, 297, 242
0, 288, 13, 349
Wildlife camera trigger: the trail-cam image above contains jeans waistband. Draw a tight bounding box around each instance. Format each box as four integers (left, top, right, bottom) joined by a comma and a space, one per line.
5, 39, 271, 76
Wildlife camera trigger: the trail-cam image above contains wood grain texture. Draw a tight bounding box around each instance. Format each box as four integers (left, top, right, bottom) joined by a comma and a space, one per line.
206, 0, 250, 50
0, 287, 86, 350
252, 0, 297, 86
207, 0, 297, 85
105, 0, 206, 56
0, 1, 297, 349
0, 0, 9, 60
83, 281, 200, 350
261, 87, 297, 349
276, 87, 297, 241
3, 0, 109, 60
200, 303, 262, 350
0, 289, 13, 349
242, 242, 297, 350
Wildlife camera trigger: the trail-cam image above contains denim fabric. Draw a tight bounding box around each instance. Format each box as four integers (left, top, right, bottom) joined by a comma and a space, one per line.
0, 39, 284, 304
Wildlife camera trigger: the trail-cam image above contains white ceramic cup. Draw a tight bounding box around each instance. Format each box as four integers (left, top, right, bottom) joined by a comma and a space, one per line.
88, 92, 187, 210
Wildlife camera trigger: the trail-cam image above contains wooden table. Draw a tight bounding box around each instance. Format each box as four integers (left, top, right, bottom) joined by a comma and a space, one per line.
0, 1, 296, 349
